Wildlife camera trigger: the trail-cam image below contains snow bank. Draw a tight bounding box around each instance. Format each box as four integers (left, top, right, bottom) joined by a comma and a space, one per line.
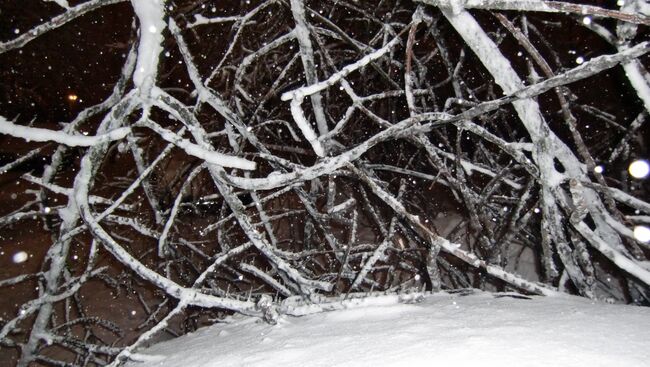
126, 292, 650, 367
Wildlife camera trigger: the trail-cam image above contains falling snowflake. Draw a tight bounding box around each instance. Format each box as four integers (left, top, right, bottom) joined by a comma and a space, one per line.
633, 226, 650, 243
628, 160, 649, 179
12, 251, 28, 264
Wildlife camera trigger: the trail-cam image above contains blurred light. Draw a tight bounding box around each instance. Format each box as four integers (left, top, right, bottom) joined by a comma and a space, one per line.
67, 94, 78, 102
12, 251, 28, 264
628, 159, 649, 179
633, 226, 650, 243
594, 165, 604, 174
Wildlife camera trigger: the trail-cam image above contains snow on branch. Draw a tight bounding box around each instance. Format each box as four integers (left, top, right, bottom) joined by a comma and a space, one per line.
0, 115, 130, 147
437, 5, 644, 296
23, 174, 136, 210
132, 0, 166, 95
289, 0, 329, 136
190, 14, 242, 27
222, 116, 426, 190
351, 165, 559, 297
574, 222, 650, 286
44, 0, 70, 9
281, 35, 402, 101
414, 41, 650, 131
438, 6, 583, 184
139, 120, 256, 170
279, 32, 403, 157
580, 7, 650, 112
289, 99, 326, 157
73, 153, 261, 314
417, 0, 650, 25
510, 43, 650, 101
225, 38, 649, 189
4, 2, 650, 364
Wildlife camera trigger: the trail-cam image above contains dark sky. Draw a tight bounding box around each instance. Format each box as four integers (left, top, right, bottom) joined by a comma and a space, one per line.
0, 1, 134, 124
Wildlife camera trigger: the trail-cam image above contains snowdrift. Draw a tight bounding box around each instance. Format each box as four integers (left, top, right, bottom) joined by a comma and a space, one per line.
127, 292, 650, 367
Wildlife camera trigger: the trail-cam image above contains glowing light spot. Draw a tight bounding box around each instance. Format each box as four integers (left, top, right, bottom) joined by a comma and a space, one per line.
628, 159, 649, 179
633, 226, 650, 243
594, 165, 604, 174
582, 17, 592, 25
67, 94, 78, 102
148, 25, 157, 33
12, 251, 28, 264
576, 56, 584, 64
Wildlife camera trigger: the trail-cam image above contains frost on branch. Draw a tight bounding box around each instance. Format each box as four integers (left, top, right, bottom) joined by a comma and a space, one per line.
0, 0, 649, 365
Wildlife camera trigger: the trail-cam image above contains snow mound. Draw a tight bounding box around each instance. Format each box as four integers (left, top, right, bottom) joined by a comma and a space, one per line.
127, 292, 650, 367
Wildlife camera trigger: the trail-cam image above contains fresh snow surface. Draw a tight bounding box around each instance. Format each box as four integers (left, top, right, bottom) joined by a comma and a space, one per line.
127, 292, 650, 367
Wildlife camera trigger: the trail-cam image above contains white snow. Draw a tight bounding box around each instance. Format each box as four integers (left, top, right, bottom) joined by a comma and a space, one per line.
281, 36, 400, 102
44, 0, 70, 9
289, 99, 325, 157
126, 292, 650, 367
131, 0, 166, 95
279, 32, 401, 157
141, 120, 256, 170
621, 56, 650, 113
0, 115, 130, 147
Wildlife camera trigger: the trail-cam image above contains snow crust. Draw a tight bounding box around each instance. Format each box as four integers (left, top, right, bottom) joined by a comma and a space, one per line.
127, 292, 650, 367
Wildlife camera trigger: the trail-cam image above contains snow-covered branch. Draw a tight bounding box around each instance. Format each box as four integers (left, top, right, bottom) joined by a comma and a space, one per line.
0, 115, 131, 146
281, 35, 402, 101
3, 1, 650, 364
139, 120, 256, 170
417, 0, 650, 25
131, 0, 166, 96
